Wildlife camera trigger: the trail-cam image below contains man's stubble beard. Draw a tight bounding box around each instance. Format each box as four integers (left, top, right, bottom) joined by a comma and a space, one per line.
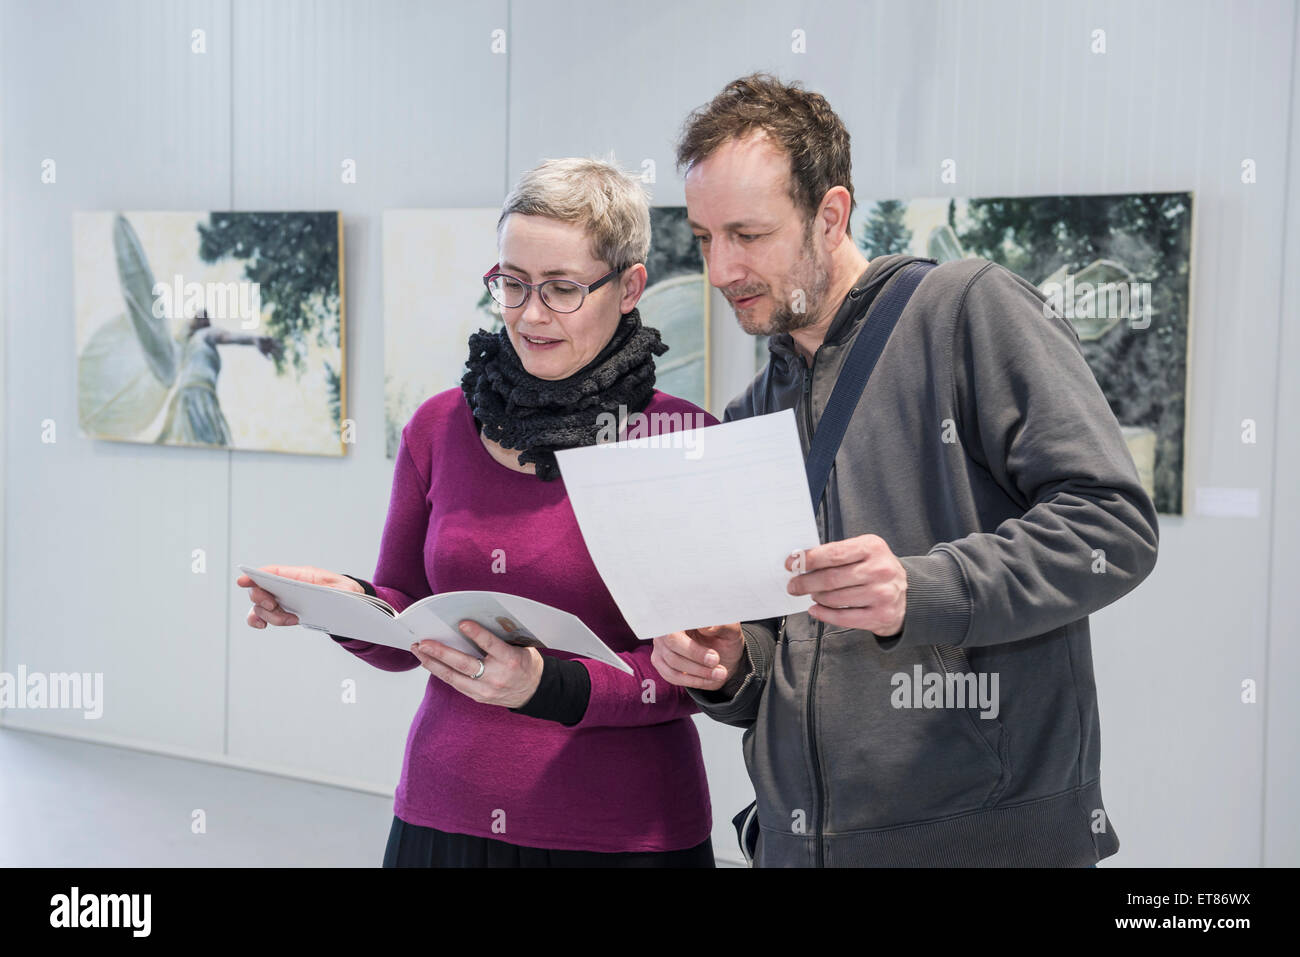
758, 224, 831, 338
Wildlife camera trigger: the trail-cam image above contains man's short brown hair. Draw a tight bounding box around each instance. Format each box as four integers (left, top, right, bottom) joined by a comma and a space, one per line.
675, 73, 856, 235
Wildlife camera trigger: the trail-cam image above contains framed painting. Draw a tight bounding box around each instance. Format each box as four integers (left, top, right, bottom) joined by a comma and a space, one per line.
74, 211, 345, 456
751, 192, 1194, 514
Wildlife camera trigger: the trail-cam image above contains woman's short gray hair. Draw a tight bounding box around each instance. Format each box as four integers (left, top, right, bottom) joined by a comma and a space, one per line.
497, 155, 651, 270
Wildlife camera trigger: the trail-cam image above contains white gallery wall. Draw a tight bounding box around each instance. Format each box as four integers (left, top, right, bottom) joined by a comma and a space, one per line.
2, 0, 1296, 866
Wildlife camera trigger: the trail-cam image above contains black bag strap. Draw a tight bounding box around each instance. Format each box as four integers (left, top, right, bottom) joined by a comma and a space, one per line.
804, 260, 937, 509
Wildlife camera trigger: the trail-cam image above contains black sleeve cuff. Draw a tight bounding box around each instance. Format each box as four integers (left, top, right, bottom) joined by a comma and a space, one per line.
509, 654, 591, 726
344, 574, 378, 597
330, 574, 379, 642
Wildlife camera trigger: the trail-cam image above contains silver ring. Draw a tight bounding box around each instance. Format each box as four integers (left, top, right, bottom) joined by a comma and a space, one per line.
471, 660, 485, 680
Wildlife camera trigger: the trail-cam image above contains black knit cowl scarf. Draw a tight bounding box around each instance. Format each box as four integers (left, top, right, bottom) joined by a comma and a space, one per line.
460, 308, 668, 481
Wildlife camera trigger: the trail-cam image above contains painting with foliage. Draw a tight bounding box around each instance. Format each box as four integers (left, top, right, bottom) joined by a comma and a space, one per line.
73, 211, 345, 455
639, 207, 709, 411
849, 192, 1191, 514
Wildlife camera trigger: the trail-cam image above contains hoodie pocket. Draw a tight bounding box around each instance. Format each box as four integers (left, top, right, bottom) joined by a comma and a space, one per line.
932, 643, 1012, 807
815, 630, 1012, 829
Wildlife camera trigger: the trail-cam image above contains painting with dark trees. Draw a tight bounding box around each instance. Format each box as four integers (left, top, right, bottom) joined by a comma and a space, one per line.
852, 192, 1192, 514
639, 207, 709, 410
74, 211, 346, 456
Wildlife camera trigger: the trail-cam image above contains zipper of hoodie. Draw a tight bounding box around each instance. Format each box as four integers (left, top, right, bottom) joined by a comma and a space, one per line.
802, 356, 827, 868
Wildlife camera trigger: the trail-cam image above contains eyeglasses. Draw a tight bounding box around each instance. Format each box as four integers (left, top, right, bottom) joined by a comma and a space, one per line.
482, 263, 625, 315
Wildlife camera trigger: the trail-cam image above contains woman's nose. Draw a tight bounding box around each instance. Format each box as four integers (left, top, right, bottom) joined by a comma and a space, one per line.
519, 289, 552, 325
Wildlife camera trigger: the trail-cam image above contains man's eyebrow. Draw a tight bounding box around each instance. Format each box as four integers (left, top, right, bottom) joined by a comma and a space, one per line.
500, 260, 581, 278
686, 219, 773, 232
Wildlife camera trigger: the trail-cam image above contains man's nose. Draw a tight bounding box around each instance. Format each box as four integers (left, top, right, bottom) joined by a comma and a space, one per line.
704, 238, 747, 290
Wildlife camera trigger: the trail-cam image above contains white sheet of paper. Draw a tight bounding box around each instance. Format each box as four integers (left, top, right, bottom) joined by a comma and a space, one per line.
556, 409, 822, 638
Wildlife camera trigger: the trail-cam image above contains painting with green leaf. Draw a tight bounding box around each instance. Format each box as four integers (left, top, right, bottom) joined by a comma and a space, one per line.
74, 211, 346, 455
847, 192, 1192, 515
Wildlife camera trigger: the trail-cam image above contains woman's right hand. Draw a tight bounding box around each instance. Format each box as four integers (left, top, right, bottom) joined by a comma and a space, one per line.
236, 565, 363, 629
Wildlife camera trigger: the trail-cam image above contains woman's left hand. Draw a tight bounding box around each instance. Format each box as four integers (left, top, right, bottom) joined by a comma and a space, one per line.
410, 621, 544, 709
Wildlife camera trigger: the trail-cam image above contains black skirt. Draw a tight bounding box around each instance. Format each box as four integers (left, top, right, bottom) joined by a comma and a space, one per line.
382, 815, 716, 868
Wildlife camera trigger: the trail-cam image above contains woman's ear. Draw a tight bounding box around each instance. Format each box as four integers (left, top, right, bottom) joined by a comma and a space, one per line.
619, 263, 648, 313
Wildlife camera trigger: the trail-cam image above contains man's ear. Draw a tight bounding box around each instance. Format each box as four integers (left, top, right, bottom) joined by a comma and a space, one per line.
817, 186, 854, 252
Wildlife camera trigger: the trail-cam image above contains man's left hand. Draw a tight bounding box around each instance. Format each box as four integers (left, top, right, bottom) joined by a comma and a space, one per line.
786, 534, 907, 636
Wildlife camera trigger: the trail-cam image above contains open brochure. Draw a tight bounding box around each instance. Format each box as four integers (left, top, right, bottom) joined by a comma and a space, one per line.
237, 565, 632, 674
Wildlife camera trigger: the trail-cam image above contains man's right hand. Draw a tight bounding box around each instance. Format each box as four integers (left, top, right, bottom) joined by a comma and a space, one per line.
652, 623, 744, 691
236, 565, 363, 629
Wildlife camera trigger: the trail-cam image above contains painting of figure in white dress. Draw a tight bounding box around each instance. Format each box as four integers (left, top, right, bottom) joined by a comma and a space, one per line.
74, 211, 345, 456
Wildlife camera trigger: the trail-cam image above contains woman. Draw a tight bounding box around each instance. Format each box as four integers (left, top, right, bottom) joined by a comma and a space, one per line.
237, 157, 719, 867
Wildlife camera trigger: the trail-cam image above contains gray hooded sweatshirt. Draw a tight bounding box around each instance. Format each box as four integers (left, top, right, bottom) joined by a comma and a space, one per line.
690, 253, 1159, 867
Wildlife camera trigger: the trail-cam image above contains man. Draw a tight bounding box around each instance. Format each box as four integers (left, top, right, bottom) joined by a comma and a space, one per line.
651, 74, 1159, 867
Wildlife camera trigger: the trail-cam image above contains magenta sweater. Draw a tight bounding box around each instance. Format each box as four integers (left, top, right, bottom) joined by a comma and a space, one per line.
332, 387, 716, 852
